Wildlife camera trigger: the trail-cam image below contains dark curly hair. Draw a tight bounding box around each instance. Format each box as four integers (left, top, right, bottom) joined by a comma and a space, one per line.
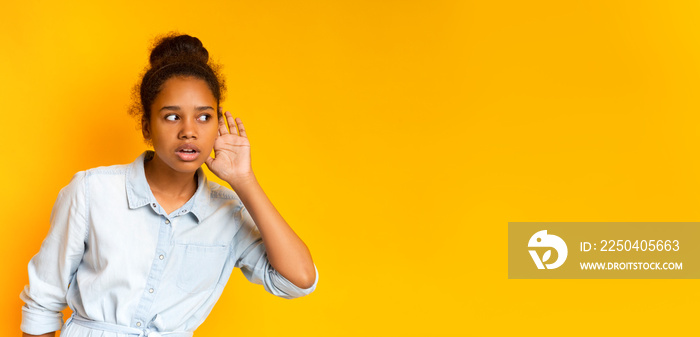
129, 33, 226, 143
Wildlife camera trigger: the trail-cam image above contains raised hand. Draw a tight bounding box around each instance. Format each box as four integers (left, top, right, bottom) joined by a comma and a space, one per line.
205, 108, 254, 186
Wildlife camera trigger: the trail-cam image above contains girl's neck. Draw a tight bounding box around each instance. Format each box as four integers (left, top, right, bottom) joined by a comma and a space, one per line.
143, 153, 198, 199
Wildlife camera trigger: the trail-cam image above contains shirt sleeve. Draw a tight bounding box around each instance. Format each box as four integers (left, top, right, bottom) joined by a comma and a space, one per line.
232, 204, 318, 299
20, 171, 88, 335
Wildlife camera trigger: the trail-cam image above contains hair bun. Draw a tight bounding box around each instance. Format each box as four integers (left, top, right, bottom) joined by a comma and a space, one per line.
149, 34, 209, 67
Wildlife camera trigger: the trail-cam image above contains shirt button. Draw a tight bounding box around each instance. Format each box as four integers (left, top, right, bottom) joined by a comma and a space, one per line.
151, 203, 156, 208
136, 322, 142, 327
181, 210, 186, 214
149, 288, 154, 293
165, 219, 170, 224
159, 254, 165, 260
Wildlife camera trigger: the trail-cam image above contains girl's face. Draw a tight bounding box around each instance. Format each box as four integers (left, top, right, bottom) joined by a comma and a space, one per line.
142, 76, 219, 174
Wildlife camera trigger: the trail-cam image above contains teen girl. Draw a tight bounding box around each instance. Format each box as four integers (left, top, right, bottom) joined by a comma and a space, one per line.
20, 33, 318, 337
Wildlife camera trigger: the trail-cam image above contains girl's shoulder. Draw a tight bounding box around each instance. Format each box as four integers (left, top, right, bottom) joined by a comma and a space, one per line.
83, 163, 130, 177
206, 180, 241, 201
203, 180, 249, 216
58, 163, 131, 196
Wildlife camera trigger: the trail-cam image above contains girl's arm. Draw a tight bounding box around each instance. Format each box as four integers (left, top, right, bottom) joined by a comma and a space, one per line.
23, 333, 56, 337
205, 111, 316, 289
20, 171, 88, 335
228, 175, 316, 289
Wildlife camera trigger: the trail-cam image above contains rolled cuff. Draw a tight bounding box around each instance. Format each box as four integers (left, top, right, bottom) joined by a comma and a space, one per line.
266, 263, 319, 299
21, 305, 64, 335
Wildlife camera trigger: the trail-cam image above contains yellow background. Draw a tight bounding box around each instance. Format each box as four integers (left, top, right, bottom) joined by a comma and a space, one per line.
2, 0, 699, 336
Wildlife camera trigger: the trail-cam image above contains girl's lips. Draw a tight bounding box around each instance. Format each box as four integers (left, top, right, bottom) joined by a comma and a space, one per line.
175, 144, 201, 152
175, 144, 200, 162
176, 150, 199, 162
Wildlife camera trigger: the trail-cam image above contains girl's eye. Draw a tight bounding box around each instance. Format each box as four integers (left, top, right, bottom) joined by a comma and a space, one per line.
165, 114, 178, 121
197, 114, 211, 122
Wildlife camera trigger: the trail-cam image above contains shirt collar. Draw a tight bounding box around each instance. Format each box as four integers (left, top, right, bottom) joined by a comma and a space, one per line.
126, 151, 211, 222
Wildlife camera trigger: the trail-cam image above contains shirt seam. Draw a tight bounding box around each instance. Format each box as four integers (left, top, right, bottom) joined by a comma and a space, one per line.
84, 170, 90, 242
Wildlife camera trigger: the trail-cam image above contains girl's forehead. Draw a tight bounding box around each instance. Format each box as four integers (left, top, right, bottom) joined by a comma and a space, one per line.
155, 77, 216, 103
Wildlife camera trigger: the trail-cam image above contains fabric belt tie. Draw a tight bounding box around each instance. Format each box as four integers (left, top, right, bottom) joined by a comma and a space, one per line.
64, 314, 193, 337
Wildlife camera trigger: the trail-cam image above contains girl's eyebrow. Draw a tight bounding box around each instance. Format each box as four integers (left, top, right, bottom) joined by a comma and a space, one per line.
160, 105, 180, 112
159, 105, 214, 112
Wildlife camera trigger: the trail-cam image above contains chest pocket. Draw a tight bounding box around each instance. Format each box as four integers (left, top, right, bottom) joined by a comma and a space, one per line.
175, 244, 230, 294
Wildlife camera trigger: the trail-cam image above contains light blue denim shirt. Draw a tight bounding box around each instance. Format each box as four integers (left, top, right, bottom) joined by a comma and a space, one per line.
20, 151, 318, 336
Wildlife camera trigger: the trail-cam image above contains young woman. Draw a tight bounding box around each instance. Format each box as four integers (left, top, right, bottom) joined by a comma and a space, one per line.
20, 33, 318, 337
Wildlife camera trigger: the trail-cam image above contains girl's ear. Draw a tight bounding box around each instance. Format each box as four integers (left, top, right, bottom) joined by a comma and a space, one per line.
142, 119, 151, 140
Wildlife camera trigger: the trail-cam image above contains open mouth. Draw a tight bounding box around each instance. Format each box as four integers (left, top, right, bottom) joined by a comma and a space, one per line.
176, 145, 200, 161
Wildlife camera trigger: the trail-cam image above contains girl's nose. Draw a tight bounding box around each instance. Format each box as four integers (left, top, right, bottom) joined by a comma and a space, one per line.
179, 119, 197, 139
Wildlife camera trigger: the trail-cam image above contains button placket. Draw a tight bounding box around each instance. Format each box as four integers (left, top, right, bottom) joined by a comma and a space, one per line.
132, 213, 173, 330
